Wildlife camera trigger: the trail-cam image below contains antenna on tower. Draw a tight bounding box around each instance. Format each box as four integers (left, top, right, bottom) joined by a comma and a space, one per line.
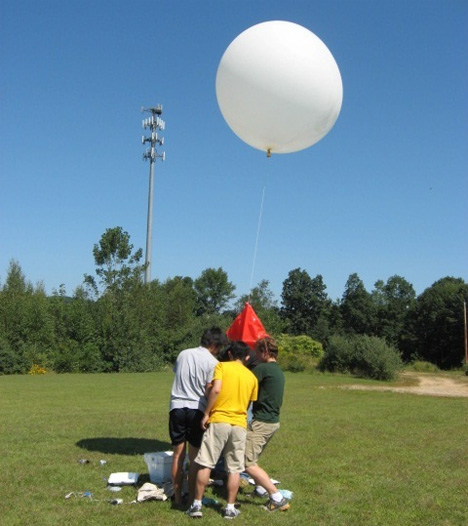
141, 102, 165, 284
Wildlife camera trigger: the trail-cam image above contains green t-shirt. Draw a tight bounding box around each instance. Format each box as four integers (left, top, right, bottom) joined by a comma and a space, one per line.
252, 362, 285, 424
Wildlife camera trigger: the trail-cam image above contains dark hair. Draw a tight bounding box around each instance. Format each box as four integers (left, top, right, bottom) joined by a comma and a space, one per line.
255, 336, 278, 358
244, 348, 260, 370
218, 348, 230, 362
225, 341, 251, 361
200, 327, 228, 350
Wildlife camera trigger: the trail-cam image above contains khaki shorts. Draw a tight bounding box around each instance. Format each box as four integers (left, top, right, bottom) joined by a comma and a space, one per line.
244, 420, 280, 467
195, 422, 247, 473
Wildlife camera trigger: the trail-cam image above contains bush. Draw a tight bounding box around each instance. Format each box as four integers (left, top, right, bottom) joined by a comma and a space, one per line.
321, 334, 402, 381
319, 335, 355, 374
277, 334, 323, 372
408, 360, 440, 373
277, 334, 324, 358
29, 364, 47, 375
278, 353, 306, 373
355, 336, 403, 380
52, 341, 81, 373
0, 338, 29, 374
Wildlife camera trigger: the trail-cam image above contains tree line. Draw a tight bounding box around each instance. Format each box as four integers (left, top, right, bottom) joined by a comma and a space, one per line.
0, 227, 466, 374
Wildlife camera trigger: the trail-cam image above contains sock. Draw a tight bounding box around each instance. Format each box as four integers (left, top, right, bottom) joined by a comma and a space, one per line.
193, 499, 202, 507
271, 491, 283, 503
226, 503, 236, 511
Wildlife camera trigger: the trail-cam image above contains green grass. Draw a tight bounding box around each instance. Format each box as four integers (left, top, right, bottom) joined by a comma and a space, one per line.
1, 372, 467, 526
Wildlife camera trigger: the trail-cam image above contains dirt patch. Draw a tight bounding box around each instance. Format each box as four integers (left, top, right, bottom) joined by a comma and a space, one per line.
342, 372, 468, 398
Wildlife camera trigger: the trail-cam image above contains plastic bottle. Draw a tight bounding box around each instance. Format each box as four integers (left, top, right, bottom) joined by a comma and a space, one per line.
202, 497, 218, 507
279, 489, 293, 500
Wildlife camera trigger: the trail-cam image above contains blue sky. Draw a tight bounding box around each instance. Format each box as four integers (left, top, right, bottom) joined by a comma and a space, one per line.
1, 0, 467, 303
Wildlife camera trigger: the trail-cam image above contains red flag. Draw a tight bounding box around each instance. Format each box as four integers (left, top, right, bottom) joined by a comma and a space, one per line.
226, 302, 268, 349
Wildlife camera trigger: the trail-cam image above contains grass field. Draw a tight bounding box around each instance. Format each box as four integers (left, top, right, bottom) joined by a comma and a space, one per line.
1, 371, 467, 526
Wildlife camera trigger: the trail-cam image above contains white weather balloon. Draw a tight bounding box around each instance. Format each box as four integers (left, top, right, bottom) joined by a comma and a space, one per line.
216, 20, 343, 154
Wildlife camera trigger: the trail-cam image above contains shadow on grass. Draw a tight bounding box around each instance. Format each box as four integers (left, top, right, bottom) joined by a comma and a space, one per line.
76, 437, 172, 455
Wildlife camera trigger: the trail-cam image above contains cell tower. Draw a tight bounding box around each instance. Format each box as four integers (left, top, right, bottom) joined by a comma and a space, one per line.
142, 103, 165, 284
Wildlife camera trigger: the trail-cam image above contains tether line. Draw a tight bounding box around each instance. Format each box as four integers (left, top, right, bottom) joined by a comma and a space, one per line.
248, 182, 267, 302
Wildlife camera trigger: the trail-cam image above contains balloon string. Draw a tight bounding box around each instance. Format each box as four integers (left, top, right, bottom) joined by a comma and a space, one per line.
248, 183, 266, 302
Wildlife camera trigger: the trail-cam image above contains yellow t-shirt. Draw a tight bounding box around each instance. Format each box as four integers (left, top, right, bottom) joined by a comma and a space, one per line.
209, 361, 258, 428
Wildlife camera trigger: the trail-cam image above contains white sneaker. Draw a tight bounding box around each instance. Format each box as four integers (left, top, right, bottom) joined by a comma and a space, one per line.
186, 503, 203, 518
223, 507, 241, 519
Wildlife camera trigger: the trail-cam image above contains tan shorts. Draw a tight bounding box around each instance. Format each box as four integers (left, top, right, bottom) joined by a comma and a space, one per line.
244, 420, 280, 467
195, 422, 247, 473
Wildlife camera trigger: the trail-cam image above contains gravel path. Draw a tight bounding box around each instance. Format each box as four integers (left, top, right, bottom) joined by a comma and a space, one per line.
342, 372, 468, 398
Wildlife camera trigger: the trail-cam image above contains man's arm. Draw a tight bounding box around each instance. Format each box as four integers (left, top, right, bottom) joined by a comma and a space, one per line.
204, 362, 218, 397
251, 377, 259, 402
204, 381, 213, 398
201, 379, 222, 430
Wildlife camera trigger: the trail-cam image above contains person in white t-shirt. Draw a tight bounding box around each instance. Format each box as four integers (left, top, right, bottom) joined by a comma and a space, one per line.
169, 327, 228, 507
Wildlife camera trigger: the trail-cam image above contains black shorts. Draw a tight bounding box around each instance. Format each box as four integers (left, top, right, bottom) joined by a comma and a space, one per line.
169, 408, 205, 448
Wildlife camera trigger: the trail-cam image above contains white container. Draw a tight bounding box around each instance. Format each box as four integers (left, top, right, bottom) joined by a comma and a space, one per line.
108, 472, 139, 485
144, 451, 173, 484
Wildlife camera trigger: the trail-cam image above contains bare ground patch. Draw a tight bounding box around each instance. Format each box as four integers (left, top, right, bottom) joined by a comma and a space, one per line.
341, 372, 468, 398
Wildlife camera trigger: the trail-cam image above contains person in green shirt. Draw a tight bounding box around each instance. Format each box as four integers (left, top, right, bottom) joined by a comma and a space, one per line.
244, 336, 290, 512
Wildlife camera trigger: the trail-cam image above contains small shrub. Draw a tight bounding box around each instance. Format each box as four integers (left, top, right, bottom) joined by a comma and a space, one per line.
0, 339, 29, 374
277, 333, 324, 359
409, 360, 440, 373
52, 342, 81, 373
319, 335, 355, 374
354, 336, 402, 381
277, 333, 323, 372
22, 344, 53, 374
321, 334, 402, 381
28, 364, 47, 375
278, 353, 306, 373
78, 343, 106, 373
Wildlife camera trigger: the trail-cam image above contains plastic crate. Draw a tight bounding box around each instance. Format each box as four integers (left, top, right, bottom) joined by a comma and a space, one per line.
144, 451, 173, 484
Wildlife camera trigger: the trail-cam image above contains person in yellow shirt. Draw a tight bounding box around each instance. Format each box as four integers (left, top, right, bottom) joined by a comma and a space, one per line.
187, 341, 258, 519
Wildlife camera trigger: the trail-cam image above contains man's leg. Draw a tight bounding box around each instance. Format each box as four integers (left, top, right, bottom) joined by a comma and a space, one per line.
187, 443, 199, 505
185, 465, 210, 518
194, 465, 211, 501
190, 423, 228, 508
171, 442, 186, 505
245, 464, 277, 495
244, 421, 280, 495
245, 463, 289, 511
226, 471, 241, 505
223, 425, 246, 510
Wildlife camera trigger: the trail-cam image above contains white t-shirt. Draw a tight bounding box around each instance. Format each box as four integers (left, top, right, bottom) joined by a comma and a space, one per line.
170, 346, 218, 412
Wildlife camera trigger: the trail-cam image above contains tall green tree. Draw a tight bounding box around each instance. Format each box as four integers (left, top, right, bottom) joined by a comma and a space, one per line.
309, 274, 333, 342
83, 227, 146, 371
281, 268, 330, 337
341, 273, 376, 335
403, 277, 468, 368
0, 260, 55, 373
162, 276, 196, 330
125, 279, 172, 367
47, 284, 103, 373
193, 267, 235, 315
84, 226, 145, 296
372, 275, 415, 348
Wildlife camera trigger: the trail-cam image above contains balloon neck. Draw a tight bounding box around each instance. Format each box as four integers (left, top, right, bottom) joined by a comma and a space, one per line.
266, 148, 271, 158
